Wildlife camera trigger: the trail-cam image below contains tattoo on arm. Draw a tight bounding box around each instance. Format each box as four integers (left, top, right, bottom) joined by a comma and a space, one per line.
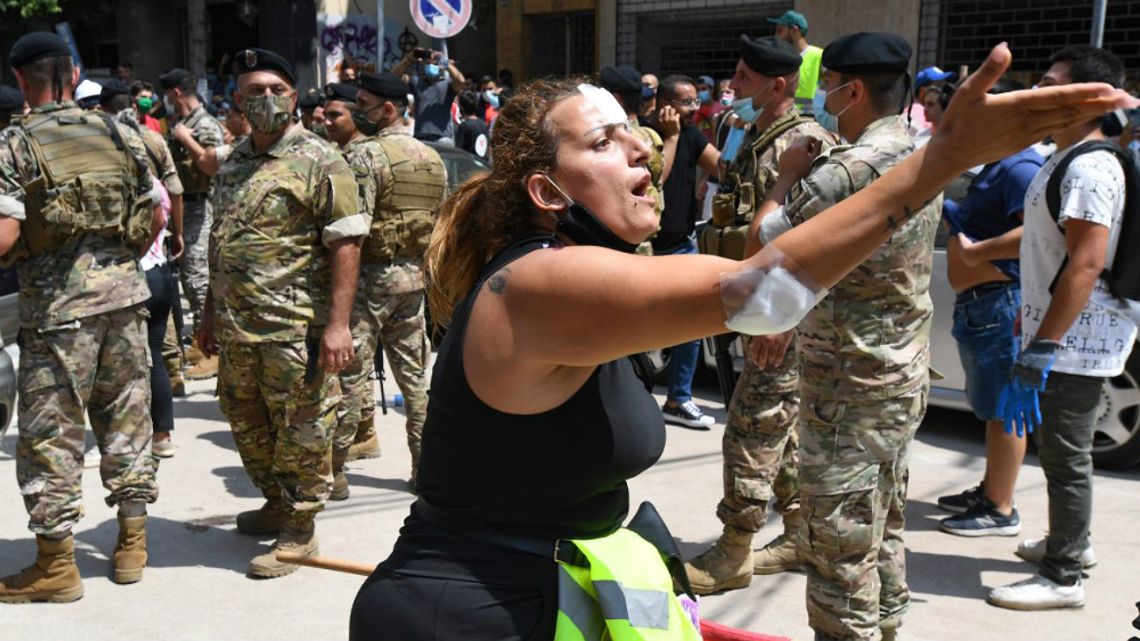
487, 267, 511, 294
883, 205, 919, 233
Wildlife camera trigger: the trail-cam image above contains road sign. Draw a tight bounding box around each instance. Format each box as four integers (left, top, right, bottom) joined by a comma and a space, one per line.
410, 0, 471, 39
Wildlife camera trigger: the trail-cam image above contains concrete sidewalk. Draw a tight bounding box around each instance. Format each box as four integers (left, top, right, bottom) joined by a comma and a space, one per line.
1, 372, 1137, 640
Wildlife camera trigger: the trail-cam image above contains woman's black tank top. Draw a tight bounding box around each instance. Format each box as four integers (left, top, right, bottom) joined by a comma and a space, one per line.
416, 234, 666, 540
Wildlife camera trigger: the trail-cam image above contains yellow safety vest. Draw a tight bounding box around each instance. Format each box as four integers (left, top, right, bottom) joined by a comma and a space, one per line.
555, 529, 701, 641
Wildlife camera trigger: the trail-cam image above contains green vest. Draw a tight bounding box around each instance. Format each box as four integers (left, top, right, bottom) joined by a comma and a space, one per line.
19, 111, 149, 257
364, 134, 448, 263
555, 529, 701, 641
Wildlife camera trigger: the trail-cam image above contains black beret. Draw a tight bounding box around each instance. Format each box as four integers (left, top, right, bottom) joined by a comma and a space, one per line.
357, 72, 406, 100
9, 32, 70, 69
323, 82, 359, 104
158, 68, 192, 90
233, 48, 295, 85
599, 64, 642, 93
298, 88, 323, 110
822, 32, 912, 75
0, 85, 23, 112
739, 35, 801, 76
98, 78, 130, 103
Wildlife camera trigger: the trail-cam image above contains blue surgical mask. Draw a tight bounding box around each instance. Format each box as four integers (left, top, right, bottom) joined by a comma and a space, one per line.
720, 126, 747, 163
812, 82, 853, 134
729, 82, 774, 124
698, 89, 711, 104
720, 92, 734, 107
423, 63, 442, 80
483, 90, 500, 109
641, 86, 655, 101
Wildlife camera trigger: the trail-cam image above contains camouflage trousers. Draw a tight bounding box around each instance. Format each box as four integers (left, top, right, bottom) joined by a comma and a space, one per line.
162, 316, 181, 379
333, 261, 429, 469
796, 387, 928, 641
16, 306, 158, 536
178, 197, 211, 332
717, 339, 800, 532
218, 337, 340, 518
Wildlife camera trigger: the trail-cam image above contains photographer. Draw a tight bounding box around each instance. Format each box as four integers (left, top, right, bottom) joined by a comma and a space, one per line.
392, 47, 465, 144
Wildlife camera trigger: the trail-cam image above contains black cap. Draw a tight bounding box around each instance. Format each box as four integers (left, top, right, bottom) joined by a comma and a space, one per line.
158, 68, 192, 90
233, 48, 295, 86
98, 79, 130, 104
323, 82, 359, 104
9, 32, 70, 69
599, 64, 642, 93
0, 85, 23, 112
357, 72, 406, 100
298, 88, 323, 110
822, 32, 912, 75
739, 35, 801, 76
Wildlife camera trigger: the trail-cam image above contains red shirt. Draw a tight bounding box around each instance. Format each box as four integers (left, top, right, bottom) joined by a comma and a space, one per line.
140, 114, 163, 134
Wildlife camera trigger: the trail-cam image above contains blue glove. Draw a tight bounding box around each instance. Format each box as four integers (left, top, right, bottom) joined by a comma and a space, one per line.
997, 339, 1061, 437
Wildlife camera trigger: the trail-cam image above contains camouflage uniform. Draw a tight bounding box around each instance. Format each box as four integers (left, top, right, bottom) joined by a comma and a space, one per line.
169, 104, 224, 331
210, 123, 366, 518
334, 128, 446, 478
0, 101, 159, 536
779, 116, 940, 641
629, 117, 663, 256
716, 111, 833, 536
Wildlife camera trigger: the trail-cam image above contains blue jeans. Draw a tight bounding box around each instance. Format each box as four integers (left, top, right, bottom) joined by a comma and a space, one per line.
663, 237, 700, 404
951, 282, 1020, 421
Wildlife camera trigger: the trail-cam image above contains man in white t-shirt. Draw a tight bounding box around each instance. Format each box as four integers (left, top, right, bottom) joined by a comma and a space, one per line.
988, 45, 1134, 611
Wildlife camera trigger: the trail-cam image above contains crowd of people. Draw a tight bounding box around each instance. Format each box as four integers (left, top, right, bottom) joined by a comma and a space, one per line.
0, 10, 1135, 641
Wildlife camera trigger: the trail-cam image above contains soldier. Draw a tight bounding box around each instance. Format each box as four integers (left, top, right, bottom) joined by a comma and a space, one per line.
299, 88, 327, 138
160, 67, 225, 380
199, 48, 366, 578
101, 79, 186, 458
332, 71, 447, 491
685, 35, 836, 595
0, 31, 163, 602
752, 33, 940, 641
598, 63, 675, 256
0, 85, 25, 128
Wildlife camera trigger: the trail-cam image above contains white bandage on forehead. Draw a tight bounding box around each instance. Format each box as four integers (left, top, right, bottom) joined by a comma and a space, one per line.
721, 244, 827, 336
577, 83, 628, 127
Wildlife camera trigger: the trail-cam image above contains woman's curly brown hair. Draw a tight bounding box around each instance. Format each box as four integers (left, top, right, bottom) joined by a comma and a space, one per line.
425, 76, 589, 327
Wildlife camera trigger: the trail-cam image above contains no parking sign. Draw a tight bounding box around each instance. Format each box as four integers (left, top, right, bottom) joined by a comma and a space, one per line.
410, 0, 472, 39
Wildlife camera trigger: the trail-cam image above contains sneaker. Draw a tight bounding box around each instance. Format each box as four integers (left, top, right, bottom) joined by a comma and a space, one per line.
940, 501, 1020, 537
937, 483, 985, 514
152, 434, 175, 459
1015, 537, 1097, 569
987, 575, 1084, 610
83, 446, 102, 469
662, 401, 714, 430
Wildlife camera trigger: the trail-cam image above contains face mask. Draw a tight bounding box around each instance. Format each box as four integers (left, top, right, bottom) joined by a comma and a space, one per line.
483, 90, 500, 109
244, 94, 293, 134
729, 82, 774, 124
641, 86, 656, 102
813, 82, 853, 135
697, 89, 711, 104
720, 92, 734, 107
542, 176, 638, 253
352, 104, 383, 136
137, 96, 153, 114
720, 126, 747, 164
163, 95, 176, 116
423, 63, 442, 80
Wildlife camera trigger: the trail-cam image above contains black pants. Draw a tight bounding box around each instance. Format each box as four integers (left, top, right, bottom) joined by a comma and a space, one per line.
144, 263, 175, 433
350, 510, 557, 641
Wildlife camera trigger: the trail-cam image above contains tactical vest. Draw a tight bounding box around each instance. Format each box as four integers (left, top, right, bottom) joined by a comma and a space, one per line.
364, 135, 447, 263
19, 111, 150, 257
701, 115, 811, 261
555, 529, 702, 641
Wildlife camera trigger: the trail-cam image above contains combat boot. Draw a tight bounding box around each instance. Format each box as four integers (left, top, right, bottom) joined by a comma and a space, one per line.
0, 534, 84, 603
753, 510, 803, 575
684, 526, 754, 595
112, 514, 147, 584
184, 340, 205, 366
248, 518, 318, 579
236, 500, 286, 536
170, 372, 186, 397
346, 419, 380, 461
185, 354, 218, 381
330, 447, 350, 501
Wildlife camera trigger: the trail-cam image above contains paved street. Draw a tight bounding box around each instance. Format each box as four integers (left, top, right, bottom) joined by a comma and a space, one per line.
1, 365, 1138, 640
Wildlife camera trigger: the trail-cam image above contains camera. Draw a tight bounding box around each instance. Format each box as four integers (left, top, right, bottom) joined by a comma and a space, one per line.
414, 48, 433, 60
1102, 107, 1140, 137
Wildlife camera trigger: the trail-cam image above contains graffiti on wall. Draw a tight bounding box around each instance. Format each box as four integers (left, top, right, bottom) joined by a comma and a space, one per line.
318, 13, 419, 83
